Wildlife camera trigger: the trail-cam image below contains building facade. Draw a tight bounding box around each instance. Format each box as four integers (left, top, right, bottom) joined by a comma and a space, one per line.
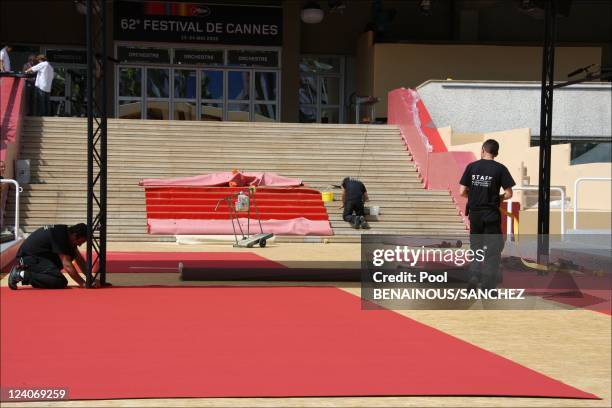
2, 0, 611, 123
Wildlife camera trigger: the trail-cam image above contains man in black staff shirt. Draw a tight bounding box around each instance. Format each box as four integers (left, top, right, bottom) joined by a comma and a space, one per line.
460, 139, 515, 290
8, 223, 94, 290
341, 177, 370, 229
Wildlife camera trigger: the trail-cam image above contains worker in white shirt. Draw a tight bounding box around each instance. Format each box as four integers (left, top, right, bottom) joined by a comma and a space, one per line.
25, 55, 55, 116
0, 45, 12, 72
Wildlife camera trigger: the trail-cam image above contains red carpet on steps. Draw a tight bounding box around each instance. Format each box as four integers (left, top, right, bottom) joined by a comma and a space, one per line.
145, 187, 329, 221
144, 186, 332, 235
1, 287, 597, 401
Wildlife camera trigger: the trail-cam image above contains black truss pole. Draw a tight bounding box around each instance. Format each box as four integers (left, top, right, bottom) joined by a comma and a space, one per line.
536, 0, 557, 265
86, 0, 108, 287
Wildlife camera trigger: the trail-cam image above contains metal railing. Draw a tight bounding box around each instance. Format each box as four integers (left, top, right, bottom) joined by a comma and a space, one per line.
506, 186, 566, 237
573, 177, 612, 230
1, 178, 22, 239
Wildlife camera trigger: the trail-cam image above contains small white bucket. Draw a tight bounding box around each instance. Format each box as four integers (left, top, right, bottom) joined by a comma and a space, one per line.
368, 206, 380, 216
15, 159, 31, 185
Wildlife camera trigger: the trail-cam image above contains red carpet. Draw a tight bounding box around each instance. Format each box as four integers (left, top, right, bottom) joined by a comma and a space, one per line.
1, 286, 597, 401
144, 186, 332, 235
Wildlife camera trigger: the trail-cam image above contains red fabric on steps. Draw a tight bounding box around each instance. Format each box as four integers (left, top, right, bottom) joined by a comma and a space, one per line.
1, 286, 597, 401
143, 186, 332, 235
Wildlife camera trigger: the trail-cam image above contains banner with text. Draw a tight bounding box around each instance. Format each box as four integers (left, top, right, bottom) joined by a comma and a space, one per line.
115, 1, 282, 46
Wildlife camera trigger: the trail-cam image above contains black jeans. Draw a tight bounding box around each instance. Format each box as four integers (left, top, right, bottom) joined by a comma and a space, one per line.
468, 209, 504, 289
343, 200, 365, 225
19, 256, 68, 289
25, 81, 35, 115
34, 88, 50, 116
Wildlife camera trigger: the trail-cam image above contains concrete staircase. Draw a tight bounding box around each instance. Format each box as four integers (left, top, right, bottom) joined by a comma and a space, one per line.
8, 117, 467, 242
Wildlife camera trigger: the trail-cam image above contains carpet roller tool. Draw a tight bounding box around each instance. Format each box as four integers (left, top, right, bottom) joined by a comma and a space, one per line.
214, 186, 274, 248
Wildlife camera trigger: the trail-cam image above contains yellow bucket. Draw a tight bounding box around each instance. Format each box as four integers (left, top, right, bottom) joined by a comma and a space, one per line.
321, 191, 334, 202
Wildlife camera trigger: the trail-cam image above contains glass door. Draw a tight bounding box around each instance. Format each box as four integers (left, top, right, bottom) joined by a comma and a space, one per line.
67, 67, 87, 117
200, 69, 224, 121
319, 76, 341, 124
49, 65, 87, 117
298, 73, 317, 123
226, 69, 279, 122
227, 70, 251, 121
50, 67, 67, 116
146, 67, 170, 120
253, 70, 278, 122
299, 56, 344, 123
117, 66, 143, 119
173, 68, 197, 120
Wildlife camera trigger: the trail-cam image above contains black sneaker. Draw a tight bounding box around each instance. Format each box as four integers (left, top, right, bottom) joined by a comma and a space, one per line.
8, 266, 22, 290
351, 220, 360, 229
358, 216, 370, 229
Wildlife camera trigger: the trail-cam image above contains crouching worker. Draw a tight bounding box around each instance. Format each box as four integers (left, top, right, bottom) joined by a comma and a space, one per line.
341, 177, 370, 229
8, 223, 94, 289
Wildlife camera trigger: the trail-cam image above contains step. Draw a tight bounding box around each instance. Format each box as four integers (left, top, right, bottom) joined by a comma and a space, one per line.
23, 129, 403, 140
9, 202, 458, 213
22, 134, 406, 144
24, 121, 400, 129
10, 211, 461, 225
330, 222, 466, 229
25, 178, 427, 188
23, 149, 413, 160
16, 214, 464, 227
23, 162, 417, 173
26, 175, 422, 185
27, 168, 420, 178
24, 117, 401, 131
17, 185, 445, 194
12, 209, 461, 220
15, 195, 452, 205
23, 152, 414, 162
16, 218, 466, 231
13, 190, 451, 200
15, 193, 456, 205
332, 230, 468, 236
23, 136, 405, 145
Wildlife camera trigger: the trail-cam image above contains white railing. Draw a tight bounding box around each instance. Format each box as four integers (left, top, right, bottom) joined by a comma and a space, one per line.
1, 178, 22, 239
573, 177, 612, 230
506, 186, 566, 237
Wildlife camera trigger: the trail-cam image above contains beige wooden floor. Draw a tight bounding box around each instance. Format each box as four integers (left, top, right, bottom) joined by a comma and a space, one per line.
2, 242, 610, 407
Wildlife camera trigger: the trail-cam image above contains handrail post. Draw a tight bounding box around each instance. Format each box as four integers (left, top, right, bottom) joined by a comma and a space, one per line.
573, 178, 579, 230
506, 199, 513, 239
558, 187, 565, 238
1, 178, 22, 239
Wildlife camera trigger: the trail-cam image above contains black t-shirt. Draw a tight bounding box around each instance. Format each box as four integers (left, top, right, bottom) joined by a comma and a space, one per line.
341, 177, 367, 202
460, 159, 515, 212
17, 224, 76, 267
